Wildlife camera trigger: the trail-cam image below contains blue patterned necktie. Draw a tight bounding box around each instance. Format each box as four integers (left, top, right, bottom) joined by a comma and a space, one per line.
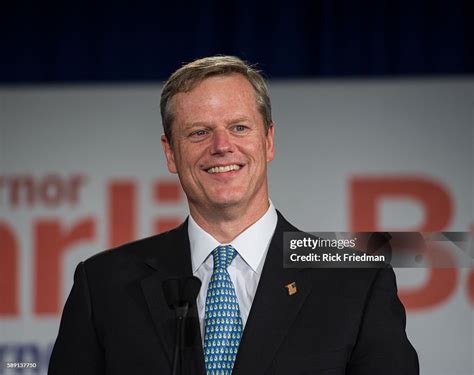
204, 245, 243, 375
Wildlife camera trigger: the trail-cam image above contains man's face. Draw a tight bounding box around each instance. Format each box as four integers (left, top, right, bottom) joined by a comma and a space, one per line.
161, 74, 274, 213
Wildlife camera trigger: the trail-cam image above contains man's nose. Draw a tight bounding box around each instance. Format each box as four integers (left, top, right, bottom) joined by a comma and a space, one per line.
210, 129, 234, 154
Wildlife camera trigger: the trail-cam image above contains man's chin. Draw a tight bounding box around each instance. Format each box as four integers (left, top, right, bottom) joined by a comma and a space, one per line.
207, 194, 245, 208
210, 198, 242, 208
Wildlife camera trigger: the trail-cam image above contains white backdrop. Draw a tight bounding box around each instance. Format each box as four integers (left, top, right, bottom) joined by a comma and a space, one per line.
1, 78, 473, 374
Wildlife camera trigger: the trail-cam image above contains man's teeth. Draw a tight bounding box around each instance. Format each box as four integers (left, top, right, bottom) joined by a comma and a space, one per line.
207, 165, 241, 174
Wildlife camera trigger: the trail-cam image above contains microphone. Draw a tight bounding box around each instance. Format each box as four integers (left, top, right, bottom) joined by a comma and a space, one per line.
162, 276, 201, 375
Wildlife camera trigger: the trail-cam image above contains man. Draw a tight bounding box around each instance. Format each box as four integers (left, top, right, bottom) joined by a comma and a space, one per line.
49, 56, 419, 374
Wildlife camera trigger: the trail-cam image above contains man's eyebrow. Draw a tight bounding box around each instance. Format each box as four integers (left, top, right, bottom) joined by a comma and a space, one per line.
182, 117, 252, 130
228, 116, 252, 124
182, 121, 209, 130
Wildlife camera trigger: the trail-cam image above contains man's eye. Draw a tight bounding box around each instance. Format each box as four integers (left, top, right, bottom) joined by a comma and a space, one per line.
190, 130, 208, 137
233, 125, 247, 132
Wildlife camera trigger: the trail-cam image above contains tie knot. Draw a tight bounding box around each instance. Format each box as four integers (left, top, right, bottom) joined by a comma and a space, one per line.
212, 245, 237, 270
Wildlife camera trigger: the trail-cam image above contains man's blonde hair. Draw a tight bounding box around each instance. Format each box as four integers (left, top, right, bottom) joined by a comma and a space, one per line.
160, 55, 272, 145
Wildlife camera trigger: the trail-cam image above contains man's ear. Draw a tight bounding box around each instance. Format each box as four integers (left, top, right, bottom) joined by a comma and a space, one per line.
266, 123, 275, 162
161, 135, 178, 173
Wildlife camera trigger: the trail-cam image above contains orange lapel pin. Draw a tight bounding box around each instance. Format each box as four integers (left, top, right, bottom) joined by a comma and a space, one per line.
285, 282, 297, 296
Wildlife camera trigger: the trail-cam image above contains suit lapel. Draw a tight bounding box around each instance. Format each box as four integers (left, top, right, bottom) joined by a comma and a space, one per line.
233, 213, 312, 374
140, 221, 205, 374
139, 213, 309, 374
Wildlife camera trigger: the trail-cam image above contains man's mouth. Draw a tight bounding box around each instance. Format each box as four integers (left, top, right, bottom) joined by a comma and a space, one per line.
206, 164, 242, 174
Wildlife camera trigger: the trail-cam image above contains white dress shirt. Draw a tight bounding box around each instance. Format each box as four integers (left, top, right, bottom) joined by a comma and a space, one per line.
188, 201, 278, 342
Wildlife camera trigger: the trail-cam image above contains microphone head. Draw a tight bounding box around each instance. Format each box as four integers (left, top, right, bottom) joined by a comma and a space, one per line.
182, 276, 201, 308
162, 278, 181, 308
162, 276, 201, 309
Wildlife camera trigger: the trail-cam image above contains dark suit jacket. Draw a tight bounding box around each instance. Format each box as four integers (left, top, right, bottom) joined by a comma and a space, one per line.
49, 212, 419, 374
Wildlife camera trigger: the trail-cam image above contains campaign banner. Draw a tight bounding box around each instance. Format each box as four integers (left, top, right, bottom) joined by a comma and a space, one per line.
1, 78, 473, 374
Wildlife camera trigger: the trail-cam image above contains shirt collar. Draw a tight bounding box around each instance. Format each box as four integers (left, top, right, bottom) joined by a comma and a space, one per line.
188, 200, 278, 275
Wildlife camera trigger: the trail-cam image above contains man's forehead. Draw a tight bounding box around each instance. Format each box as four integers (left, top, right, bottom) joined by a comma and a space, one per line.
170, 76, 258, 115
170, 73, 256, 101
181, 72, 252, 91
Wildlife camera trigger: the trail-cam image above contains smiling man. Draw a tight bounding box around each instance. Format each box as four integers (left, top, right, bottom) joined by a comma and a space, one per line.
161, 69, 274, 243
49, 56, 419, 375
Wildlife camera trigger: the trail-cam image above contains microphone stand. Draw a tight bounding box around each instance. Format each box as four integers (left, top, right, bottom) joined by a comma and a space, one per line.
163, 276, 200, 375
172, 303, 190, 375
